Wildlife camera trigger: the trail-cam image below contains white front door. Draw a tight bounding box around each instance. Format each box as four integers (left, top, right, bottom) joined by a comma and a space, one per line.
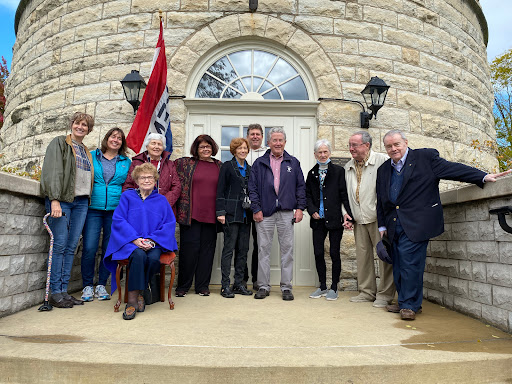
186, 112, 317, 287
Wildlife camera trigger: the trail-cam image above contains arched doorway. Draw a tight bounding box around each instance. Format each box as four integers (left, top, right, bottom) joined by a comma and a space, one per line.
184, 41, 319, 287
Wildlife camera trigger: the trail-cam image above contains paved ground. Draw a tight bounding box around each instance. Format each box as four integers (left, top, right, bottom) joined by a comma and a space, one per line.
1, 287, 512, 383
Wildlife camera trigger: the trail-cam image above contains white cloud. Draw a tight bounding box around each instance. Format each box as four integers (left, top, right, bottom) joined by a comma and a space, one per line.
0, 0, 20, 11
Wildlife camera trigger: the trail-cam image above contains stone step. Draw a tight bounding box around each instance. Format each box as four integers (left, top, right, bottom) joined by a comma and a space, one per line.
1, 288, 511, 383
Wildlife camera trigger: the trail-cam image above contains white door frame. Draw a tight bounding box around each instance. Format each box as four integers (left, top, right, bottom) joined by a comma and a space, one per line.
184, 100, 319, 287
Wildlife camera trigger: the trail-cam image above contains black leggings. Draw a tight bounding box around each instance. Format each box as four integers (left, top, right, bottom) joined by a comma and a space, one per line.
312, 219, 343, 291
177, 220, 217, 293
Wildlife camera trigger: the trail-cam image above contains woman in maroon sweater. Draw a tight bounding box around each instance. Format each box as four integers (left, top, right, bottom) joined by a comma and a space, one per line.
174, 134, 222, 297
123, 133, 181, 214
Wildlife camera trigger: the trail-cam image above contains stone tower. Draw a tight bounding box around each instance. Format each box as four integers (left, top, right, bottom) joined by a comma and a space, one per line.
0, 0, 498, 290
1, 0, 496, 173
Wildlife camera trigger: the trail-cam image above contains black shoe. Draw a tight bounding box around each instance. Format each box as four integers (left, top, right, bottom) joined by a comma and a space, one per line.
49, 295, 73, 308
66, 295, 84, 306
254, 288, 269, 299
220, 287, 235, 298
282, 289, 294, 301
233, 285, 253, 296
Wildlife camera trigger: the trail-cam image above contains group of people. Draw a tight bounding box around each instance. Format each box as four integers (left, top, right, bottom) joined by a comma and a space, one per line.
40, 112, 509, 321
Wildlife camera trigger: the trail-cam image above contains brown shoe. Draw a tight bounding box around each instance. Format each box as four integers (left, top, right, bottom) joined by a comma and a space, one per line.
400, 308, 416, 320
386, 303, 400, 313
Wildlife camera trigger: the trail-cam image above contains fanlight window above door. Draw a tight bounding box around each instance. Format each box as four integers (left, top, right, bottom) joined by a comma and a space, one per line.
195, 49, 309, 101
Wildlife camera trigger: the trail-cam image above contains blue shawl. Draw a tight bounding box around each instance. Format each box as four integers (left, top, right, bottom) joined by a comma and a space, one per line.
104, 189, 178, 293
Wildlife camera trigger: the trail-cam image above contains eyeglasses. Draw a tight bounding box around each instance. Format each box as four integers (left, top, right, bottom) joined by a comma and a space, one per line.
138, 176, 155, 181
199, 145, 212, 150
348, 143, 366, 149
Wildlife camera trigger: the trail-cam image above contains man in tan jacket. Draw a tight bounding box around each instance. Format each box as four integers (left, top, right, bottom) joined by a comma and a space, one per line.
343, 131, 395, 307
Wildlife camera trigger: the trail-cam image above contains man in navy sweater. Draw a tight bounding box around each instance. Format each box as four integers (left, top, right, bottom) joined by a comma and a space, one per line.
248, 127, 306, 301
376, 130, 510, 320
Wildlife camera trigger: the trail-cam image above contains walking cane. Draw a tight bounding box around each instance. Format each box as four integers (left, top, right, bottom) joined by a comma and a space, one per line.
38, 212, 54, 311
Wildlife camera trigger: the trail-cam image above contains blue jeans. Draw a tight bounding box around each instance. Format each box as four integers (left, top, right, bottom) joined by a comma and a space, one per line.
81, 209, 113, 287
45, 196, 89, 294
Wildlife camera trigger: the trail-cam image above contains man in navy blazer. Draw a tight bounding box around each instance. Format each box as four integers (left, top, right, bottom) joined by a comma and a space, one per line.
376, 130, 510, 320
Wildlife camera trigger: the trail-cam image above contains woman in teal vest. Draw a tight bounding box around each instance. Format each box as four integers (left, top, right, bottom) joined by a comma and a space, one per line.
80, 128, 131, 302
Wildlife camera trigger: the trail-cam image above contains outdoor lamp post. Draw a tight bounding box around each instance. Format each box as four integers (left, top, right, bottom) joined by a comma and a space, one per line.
121, 70, 147, 114
360, 76, 390, 128
318, 76, 390, 128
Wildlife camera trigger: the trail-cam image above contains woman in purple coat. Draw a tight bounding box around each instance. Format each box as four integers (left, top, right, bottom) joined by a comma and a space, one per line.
104, 163, 178, 320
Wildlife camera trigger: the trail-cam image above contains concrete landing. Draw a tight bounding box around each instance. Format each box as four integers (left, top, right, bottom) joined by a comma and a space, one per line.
1, 287, 512, 383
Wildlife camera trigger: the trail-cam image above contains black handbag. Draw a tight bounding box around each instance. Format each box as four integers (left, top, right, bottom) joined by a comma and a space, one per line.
142, 273, 161, 305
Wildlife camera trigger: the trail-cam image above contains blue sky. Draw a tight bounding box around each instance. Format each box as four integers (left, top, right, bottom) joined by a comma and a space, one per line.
0, 0, 510, 69
0, 0, 16, 68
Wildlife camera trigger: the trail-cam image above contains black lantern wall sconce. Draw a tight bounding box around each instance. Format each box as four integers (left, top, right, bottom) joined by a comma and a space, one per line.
249, 0, 258, 12
319, 76, 390, 128
121, 70, 147, 114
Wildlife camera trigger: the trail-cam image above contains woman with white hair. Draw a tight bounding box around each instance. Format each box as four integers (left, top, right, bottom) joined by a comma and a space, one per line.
123, 132, 181, 213
305, 139, 352, 301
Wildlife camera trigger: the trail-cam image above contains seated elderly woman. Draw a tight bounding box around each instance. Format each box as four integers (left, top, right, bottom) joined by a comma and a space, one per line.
104, 163, 178, 320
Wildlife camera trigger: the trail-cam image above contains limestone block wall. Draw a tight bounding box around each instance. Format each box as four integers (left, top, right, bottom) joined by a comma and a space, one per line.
1, 0, 497, 178
425, 177, 512, 333
340, 232, 357, 291
0, 172, 84, 318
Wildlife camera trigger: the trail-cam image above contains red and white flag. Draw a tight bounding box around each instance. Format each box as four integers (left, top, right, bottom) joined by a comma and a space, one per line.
126, 20, 172, 154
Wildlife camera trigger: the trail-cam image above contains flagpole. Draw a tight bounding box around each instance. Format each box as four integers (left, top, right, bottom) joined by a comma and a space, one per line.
126, 7, 171, 154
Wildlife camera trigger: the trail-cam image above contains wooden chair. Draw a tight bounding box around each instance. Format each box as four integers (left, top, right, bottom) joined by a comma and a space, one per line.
114, 251, 176, 312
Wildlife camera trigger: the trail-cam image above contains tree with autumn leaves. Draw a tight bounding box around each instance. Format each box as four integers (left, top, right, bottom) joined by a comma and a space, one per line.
0, 56, 9, 130
490, 48, 512, 171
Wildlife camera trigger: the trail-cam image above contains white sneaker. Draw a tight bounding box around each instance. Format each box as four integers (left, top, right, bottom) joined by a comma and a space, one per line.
94, 285, 111, 301
373, 299, 390, 308
81, 286, 94, 302
349, 293, 375, 303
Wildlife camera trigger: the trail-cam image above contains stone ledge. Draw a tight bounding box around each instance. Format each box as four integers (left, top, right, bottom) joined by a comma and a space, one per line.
0, 173, 43, 199
441, 175, 512, 206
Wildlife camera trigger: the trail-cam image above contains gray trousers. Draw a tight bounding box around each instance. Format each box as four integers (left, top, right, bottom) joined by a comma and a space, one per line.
256, 210, 294, 292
